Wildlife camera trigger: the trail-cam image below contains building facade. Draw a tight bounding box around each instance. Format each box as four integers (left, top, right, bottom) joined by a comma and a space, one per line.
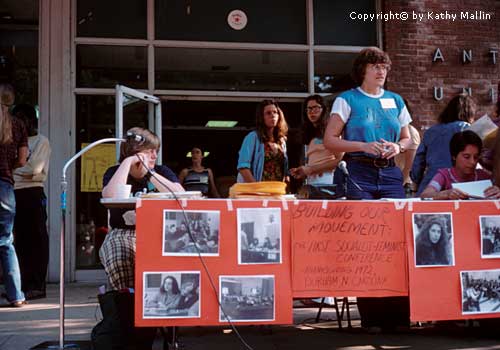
1, 0, 498, 282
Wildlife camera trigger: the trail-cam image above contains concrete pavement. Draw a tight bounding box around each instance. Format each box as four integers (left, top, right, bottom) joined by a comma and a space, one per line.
1, 283, 500, 350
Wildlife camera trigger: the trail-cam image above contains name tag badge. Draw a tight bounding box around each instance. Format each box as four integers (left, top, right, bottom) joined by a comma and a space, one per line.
380, 98, 397, 109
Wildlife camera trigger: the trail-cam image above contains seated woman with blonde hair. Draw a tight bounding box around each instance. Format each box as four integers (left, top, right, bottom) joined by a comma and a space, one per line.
100, 127, 184, 290
420, 130, 500, 200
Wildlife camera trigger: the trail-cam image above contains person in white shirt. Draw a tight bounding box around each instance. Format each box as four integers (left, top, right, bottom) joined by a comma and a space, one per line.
12, 104, 51, 300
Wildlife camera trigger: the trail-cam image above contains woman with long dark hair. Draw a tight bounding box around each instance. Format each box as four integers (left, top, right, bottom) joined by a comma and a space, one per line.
0, 83, 29, 307
415, 217, 451, 266
237, 99, 288, 182
147, 275, 181, 310
290, 95, 342, 187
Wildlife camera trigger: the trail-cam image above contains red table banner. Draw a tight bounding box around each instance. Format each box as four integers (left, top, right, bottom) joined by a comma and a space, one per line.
135, 199, 293, 327
291, 200, 408, 298
406, 200, 500, 321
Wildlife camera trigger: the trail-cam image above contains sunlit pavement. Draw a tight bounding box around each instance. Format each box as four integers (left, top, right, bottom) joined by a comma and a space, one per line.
1, 284, 500, 350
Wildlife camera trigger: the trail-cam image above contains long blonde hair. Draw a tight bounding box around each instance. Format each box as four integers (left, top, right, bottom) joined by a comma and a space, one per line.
0, 84, 14, 145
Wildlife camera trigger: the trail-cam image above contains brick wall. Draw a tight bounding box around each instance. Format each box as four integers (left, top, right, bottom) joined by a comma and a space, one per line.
383, 0, 500, 131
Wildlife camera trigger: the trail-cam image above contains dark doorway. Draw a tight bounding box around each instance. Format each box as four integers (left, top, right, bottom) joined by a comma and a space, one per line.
161, 99, 303, 196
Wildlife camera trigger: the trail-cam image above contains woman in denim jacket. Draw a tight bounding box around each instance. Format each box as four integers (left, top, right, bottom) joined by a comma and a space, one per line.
237, 99, 288, 183
411, 93, 475, 195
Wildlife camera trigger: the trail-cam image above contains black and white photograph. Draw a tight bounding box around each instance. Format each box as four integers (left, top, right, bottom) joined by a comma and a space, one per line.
219, 275, 275, 322
163, 210, 220, 256
461, 269, 500, 315
480, 215, 500, 258
237, 208, 281, 264
143, 271, 200, 319
412, 213, 454, 267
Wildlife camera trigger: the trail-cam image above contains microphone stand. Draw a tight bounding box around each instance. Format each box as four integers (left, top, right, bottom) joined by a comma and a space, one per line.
337, 165, 363, 199
42, 138, 124, 350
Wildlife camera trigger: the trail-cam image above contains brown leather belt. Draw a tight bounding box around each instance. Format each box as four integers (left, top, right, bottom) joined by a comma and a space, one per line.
344, 155, 395, 168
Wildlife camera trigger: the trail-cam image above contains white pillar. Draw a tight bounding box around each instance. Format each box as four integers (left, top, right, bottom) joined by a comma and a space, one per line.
39, 0, 74, 282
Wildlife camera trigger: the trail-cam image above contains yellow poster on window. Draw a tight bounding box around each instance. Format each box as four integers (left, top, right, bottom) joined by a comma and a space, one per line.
80, 143, 117, 192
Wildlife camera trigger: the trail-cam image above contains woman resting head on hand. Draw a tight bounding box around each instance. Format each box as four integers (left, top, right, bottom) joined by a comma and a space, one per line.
102, 127, 184, 199
420, 130, 500, 200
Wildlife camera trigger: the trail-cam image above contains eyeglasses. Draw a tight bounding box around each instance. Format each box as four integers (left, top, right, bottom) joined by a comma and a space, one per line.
306, 105, 323, 112
367, 64, 390, 72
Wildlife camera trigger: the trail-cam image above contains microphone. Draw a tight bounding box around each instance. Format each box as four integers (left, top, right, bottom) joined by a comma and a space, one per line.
126, 131, 145, 143
337, 160, 349, 177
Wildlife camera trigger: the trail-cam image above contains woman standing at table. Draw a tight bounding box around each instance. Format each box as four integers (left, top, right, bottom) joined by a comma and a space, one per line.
324, 47, 411, 332
237, 99, 288, 183
100, 127, 184, 290
290, 95, 343, 192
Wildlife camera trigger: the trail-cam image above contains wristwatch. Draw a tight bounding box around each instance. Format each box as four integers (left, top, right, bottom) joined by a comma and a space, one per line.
397, 142, 406, 153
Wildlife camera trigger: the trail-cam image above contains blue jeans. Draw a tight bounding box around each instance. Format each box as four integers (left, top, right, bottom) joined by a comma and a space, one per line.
346, 161, 405, 200
345, 161, 408, 328
0, 180, 25, 302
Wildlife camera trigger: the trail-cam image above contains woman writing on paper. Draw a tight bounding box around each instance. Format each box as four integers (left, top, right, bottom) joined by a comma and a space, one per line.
420, 130, 500, 200
100, 127, 184, 290
237, 99, 288, 183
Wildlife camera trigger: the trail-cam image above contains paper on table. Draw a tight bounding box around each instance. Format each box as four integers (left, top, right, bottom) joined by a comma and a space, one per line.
452, 179, 492, 198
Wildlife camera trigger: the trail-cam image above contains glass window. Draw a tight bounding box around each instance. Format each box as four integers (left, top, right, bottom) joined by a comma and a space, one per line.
313, 0, 377, 46
155, 48, 307, 92
314, 52, 357, 94
75, 95, 149, 269
155, 0, 306, 44
76, 45, 148, 89
76, 0, 146, 39
0, 29, 38, 104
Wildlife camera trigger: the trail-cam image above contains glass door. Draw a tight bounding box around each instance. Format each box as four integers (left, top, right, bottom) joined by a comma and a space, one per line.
74, 86, 161, 276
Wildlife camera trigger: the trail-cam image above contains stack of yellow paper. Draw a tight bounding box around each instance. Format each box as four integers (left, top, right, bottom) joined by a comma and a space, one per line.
229, 181, 287, 199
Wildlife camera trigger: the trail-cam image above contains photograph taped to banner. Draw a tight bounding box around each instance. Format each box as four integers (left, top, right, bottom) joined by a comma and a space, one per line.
413, 212, 455, 267
143, 271, 200, 319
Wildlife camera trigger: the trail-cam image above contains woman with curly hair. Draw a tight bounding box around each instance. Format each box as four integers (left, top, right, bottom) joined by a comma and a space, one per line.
324, 47, 411, 332
415, 217, 451, 266
237, 99, 288, 182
